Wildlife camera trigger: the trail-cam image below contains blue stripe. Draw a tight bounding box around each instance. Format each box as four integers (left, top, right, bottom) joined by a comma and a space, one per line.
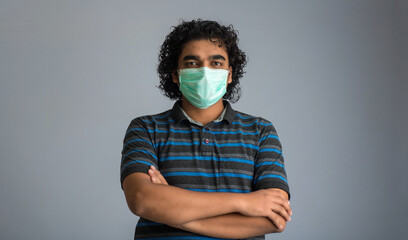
121, 160, 155, 173
236, 113, 255, 119
155, 141, 199, 147
203, 129, 259, 135
259, 148, 282, 154
123, 138, 153, 147
128, 127, 258, 136
255, 161, 285, 169
137, 221, 163, 227
127, 127, 199, 134
168, 128, 197, 133
159, 156, 254, 165
187, 188, 250, 193
122, 149, 157, 160
126, 127, 149, 134
162, 172, 253, 180
208, 142, 258, 150
155, 141, 259, 150
231, 120, 259, 127
235, 113, 272, 126
259, 134, 279, 142
255, 174, 288, 184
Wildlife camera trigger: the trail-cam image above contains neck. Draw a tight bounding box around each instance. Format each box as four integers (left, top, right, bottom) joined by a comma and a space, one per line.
180, 96, 225, 126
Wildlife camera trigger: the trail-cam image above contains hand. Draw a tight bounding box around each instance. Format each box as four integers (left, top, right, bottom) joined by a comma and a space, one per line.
239, 189, 292, 230
147, 165, 169, 185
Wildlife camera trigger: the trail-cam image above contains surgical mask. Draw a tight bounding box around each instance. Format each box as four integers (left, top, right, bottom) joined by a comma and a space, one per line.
178, 67, 229, 109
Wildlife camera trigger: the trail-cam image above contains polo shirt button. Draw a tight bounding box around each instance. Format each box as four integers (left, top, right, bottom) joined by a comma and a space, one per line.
204, 139, 210, 144
204, 127, 209, 131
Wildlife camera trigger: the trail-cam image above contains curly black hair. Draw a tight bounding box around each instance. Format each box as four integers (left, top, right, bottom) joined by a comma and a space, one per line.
157, 19, 247, 103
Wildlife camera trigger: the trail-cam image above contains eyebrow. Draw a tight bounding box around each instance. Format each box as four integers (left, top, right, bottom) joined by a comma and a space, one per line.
209, 55, 226, 61
182, 54, 226, 61
182, 55, 200, 61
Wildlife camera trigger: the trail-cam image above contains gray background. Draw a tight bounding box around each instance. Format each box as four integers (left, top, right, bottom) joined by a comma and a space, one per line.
1, 0, 407, 239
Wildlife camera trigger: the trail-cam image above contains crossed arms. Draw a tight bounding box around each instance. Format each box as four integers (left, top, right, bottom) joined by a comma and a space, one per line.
122, 166, 292, 239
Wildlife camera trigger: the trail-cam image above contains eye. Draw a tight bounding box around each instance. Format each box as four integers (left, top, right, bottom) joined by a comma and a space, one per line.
212, 61, 223, 67
185, 62, 197, 66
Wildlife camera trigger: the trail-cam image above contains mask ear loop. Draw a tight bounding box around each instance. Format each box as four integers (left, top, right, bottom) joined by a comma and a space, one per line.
176, 69, 182, 88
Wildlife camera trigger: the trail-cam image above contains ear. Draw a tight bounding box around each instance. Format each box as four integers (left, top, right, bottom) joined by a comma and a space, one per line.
172, 70, 179, 85
227, 66, 233, 84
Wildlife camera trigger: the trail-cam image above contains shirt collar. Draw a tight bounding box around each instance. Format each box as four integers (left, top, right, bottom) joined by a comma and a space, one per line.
171, 100, 235, 125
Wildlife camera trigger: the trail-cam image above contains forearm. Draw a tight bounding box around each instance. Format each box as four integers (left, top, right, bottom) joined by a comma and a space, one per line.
178, 213, 287, 239
123, 173, 241, 225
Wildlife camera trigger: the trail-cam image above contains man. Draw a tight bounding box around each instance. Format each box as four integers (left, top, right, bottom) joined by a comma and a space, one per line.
121, 19, 292, 239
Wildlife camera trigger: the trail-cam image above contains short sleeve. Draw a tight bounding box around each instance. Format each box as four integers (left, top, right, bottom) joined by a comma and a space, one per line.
120, 117, 158, 189
253, 121, 291, 200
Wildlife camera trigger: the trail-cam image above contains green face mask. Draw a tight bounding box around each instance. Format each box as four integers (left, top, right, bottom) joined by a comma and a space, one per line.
178, 67, 229, 109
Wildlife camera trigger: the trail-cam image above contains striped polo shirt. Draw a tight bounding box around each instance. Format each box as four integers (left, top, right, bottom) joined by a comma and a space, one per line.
120, 100, 290, 240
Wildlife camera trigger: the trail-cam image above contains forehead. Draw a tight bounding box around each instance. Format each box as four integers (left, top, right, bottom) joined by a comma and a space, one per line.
179, 39, 228, 59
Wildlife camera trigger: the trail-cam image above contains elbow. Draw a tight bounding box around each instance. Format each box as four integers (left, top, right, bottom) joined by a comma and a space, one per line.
129, 203, 144, 217
126, 191, 185, 226
127, 191, 146, 217
123, 173, 157, 218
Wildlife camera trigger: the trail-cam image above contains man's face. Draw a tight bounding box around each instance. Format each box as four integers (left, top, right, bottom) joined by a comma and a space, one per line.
172, 39, 232, 85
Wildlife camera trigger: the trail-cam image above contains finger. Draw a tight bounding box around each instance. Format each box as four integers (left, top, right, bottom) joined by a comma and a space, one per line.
157, 171, 168, 185
148, 169, 154, 177
269, 192, 292, 216
148, 167, 163, 184
271, 204, 291, 221
272, 198, 292, 216
148, 169, 158, 183
151, 166, 169, 185
158, 172, 168, 185
147, 169, 155, 181
267, 211, 285, 231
